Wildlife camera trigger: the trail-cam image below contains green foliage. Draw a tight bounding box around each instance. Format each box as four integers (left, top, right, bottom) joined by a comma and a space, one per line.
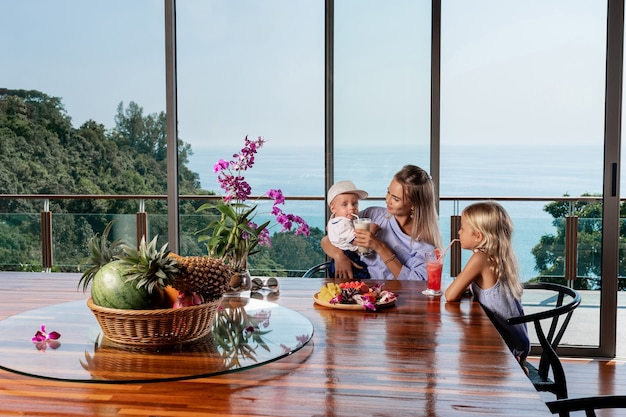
78, 220, 125, 292
0, 89, 321, 276
0, 89, 200, 270
531, 194, 626, 290
196, 201, 271, 269
252, 227, 326, 277
119, 236, 179, 294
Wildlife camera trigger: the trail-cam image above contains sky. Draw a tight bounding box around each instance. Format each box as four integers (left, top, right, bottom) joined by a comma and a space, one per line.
0, 0, 611, 152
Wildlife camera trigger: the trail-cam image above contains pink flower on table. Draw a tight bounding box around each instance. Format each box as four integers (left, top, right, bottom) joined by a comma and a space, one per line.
31, 324, 61, 351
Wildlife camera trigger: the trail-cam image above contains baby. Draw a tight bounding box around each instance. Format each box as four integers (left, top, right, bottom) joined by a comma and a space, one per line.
326, 180, 370, 279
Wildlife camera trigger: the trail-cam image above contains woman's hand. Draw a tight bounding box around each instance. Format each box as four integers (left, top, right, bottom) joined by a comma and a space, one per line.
354, 226, 402, 279
354, 228, 383, 253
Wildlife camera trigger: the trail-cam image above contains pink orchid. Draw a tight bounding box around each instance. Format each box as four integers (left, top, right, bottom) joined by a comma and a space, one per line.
198, 135, 310, 269
353, 294, 376, 311
31, 324, 61, 351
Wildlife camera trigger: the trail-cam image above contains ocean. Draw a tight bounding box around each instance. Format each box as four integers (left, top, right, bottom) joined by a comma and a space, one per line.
188, 143, 605, 281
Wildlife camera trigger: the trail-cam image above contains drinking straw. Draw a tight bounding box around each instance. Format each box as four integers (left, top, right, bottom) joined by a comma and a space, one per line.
351, 213, 360, 220
439, 239, 460, 260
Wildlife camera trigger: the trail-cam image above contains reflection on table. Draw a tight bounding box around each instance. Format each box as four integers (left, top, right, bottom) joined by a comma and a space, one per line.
0, 273, 551, 416
0, 297, 313, 382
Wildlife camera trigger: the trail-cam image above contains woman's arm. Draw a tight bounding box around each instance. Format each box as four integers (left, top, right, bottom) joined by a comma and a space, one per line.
354, 228, 403, 279
321, 235, 354, 279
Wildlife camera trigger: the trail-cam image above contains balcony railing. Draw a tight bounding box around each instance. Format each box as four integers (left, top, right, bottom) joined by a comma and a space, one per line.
0, 193, 606, 283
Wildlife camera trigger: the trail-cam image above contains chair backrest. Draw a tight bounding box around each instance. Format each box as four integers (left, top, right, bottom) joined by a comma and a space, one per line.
507, 282, 581, 400
302, 261, 331, 278
546, 395, 626, 417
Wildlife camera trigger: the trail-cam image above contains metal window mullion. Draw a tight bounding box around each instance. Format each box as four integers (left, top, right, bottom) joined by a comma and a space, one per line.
565, 216, 578, 284
165, 0, 179, 253
431, 0, 441, 213
325, 0, 334, 225
600, 0, 624, 358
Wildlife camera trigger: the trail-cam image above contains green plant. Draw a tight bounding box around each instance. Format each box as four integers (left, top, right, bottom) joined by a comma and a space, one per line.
197, 136, 309, 270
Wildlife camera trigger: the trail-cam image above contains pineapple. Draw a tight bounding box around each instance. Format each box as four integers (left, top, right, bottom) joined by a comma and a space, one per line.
169, 254, 232, 302
119, 236, 179, 298
78, 220, 124, 292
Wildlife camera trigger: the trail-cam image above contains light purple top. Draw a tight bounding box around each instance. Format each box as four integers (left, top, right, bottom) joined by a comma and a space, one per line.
471, 280, 530, 361
359, 207, 434, 280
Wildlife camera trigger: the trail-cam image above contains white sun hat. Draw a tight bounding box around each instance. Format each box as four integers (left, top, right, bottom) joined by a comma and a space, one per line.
327, 180, 368, 206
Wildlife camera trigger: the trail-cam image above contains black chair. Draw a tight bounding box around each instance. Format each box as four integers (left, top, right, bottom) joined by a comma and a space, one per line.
506, 282, 581, 400
546, 395, 626, 417
302, 261, 331, 278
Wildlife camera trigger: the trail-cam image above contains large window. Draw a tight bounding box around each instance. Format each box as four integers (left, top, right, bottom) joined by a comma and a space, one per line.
334, 1, 432, 198
1, 1, 165, 132
1, 0, 166, 267
2, 0, 624, 357
441, 1, 608, 351
176, 0, 326, 273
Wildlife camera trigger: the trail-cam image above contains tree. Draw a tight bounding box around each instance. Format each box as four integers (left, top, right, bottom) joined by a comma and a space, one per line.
252, 227, 326, 277
531, 193, 626, 290
0, 90, 205, 270
0, 89, 319, 275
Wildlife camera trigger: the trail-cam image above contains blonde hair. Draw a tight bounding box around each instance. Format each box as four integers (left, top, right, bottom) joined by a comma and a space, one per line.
462, 201, 523, 299
393, 165, 443, 249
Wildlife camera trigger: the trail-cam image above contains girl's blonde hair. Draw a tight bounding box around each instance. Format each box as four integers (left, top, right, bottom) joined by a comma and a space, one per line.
462, 201, 523, 299
393, 165, 443, 249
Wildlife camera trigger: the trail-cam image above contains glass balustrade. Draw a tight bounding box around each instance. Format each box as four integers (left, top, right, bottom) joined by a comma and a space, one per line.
1, 193, 624, 354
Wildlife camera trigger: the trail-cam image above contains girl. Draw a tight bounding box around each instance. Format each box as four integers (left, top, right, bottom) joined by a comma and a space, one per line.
445, 201, 530, 364
322, 164, 443, 280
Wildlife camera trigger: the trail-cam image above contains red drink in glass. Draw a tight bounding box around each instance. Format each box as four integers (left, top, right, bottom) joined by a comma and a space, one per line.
426, 261, 443, 292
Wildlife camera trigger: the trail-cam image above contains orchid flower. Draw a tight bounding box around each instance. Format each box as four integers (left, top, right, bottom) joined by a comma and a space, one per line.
353, 294, 377, 311
378, 292, 397, 304
329, 294, 342, 304
31, 324, 61, 351
198, 135, 310, 270
361, 299, 377, 312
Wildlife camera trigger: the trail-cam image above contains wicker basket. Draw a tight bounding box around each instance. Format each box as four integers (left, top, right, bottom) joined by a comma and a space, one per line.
87, 297, 220, 347
80, 334, 221, 380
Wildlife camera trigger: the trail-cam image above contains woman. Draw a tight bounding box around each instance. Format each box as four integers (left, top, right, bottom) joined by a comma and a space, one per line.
321, 165, 442, 280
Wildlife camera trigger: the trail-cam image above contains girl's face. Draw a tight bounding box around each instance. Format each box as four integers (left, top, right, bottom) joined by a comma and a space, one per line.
458, 214, 481, 250
385, 179, 412, 217
329, 193, 360, 218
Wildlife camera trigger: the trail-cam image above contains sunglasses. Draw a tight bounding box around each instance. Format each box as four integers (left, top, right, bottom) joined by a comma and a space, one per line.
251, 277, 280, 293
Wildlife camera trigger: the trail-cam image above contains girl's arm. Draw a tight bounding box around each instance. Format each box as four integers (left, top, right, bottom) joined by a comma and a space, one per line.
445, 252, 485, 301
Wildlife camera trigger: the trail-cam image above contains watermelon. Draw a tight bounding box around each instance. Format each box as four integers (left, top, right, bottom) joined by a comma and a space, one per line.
91, 260, 152, 309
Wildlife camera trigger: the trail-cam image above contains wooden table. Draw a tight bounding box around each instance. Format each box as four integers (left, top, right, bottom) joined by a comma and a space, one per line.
0, 273, 552, 416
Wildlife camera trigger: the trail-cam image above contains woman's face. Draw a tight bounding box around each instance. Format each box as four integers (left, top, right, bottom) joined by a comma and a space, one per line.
385, 179, 412, 217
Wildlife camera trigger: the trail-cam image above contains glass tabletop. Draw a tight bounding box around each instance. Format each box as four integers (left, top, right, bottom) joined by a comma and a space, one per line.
0, 297, 313, 383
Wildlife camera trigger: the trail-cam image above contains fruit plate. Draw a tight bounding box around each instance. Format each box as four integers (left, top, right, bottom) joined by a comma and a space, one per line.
313, 293, 396, 311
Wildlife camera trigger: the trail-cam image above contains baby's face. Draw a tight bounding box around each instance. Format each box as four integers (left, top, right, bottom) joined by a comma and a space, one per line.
330, 193, 360, 218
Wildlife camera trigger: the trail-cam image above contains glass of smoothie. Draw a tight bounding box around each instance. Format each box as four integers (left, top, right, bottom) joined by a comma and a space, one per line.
353, 217, 372, 255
